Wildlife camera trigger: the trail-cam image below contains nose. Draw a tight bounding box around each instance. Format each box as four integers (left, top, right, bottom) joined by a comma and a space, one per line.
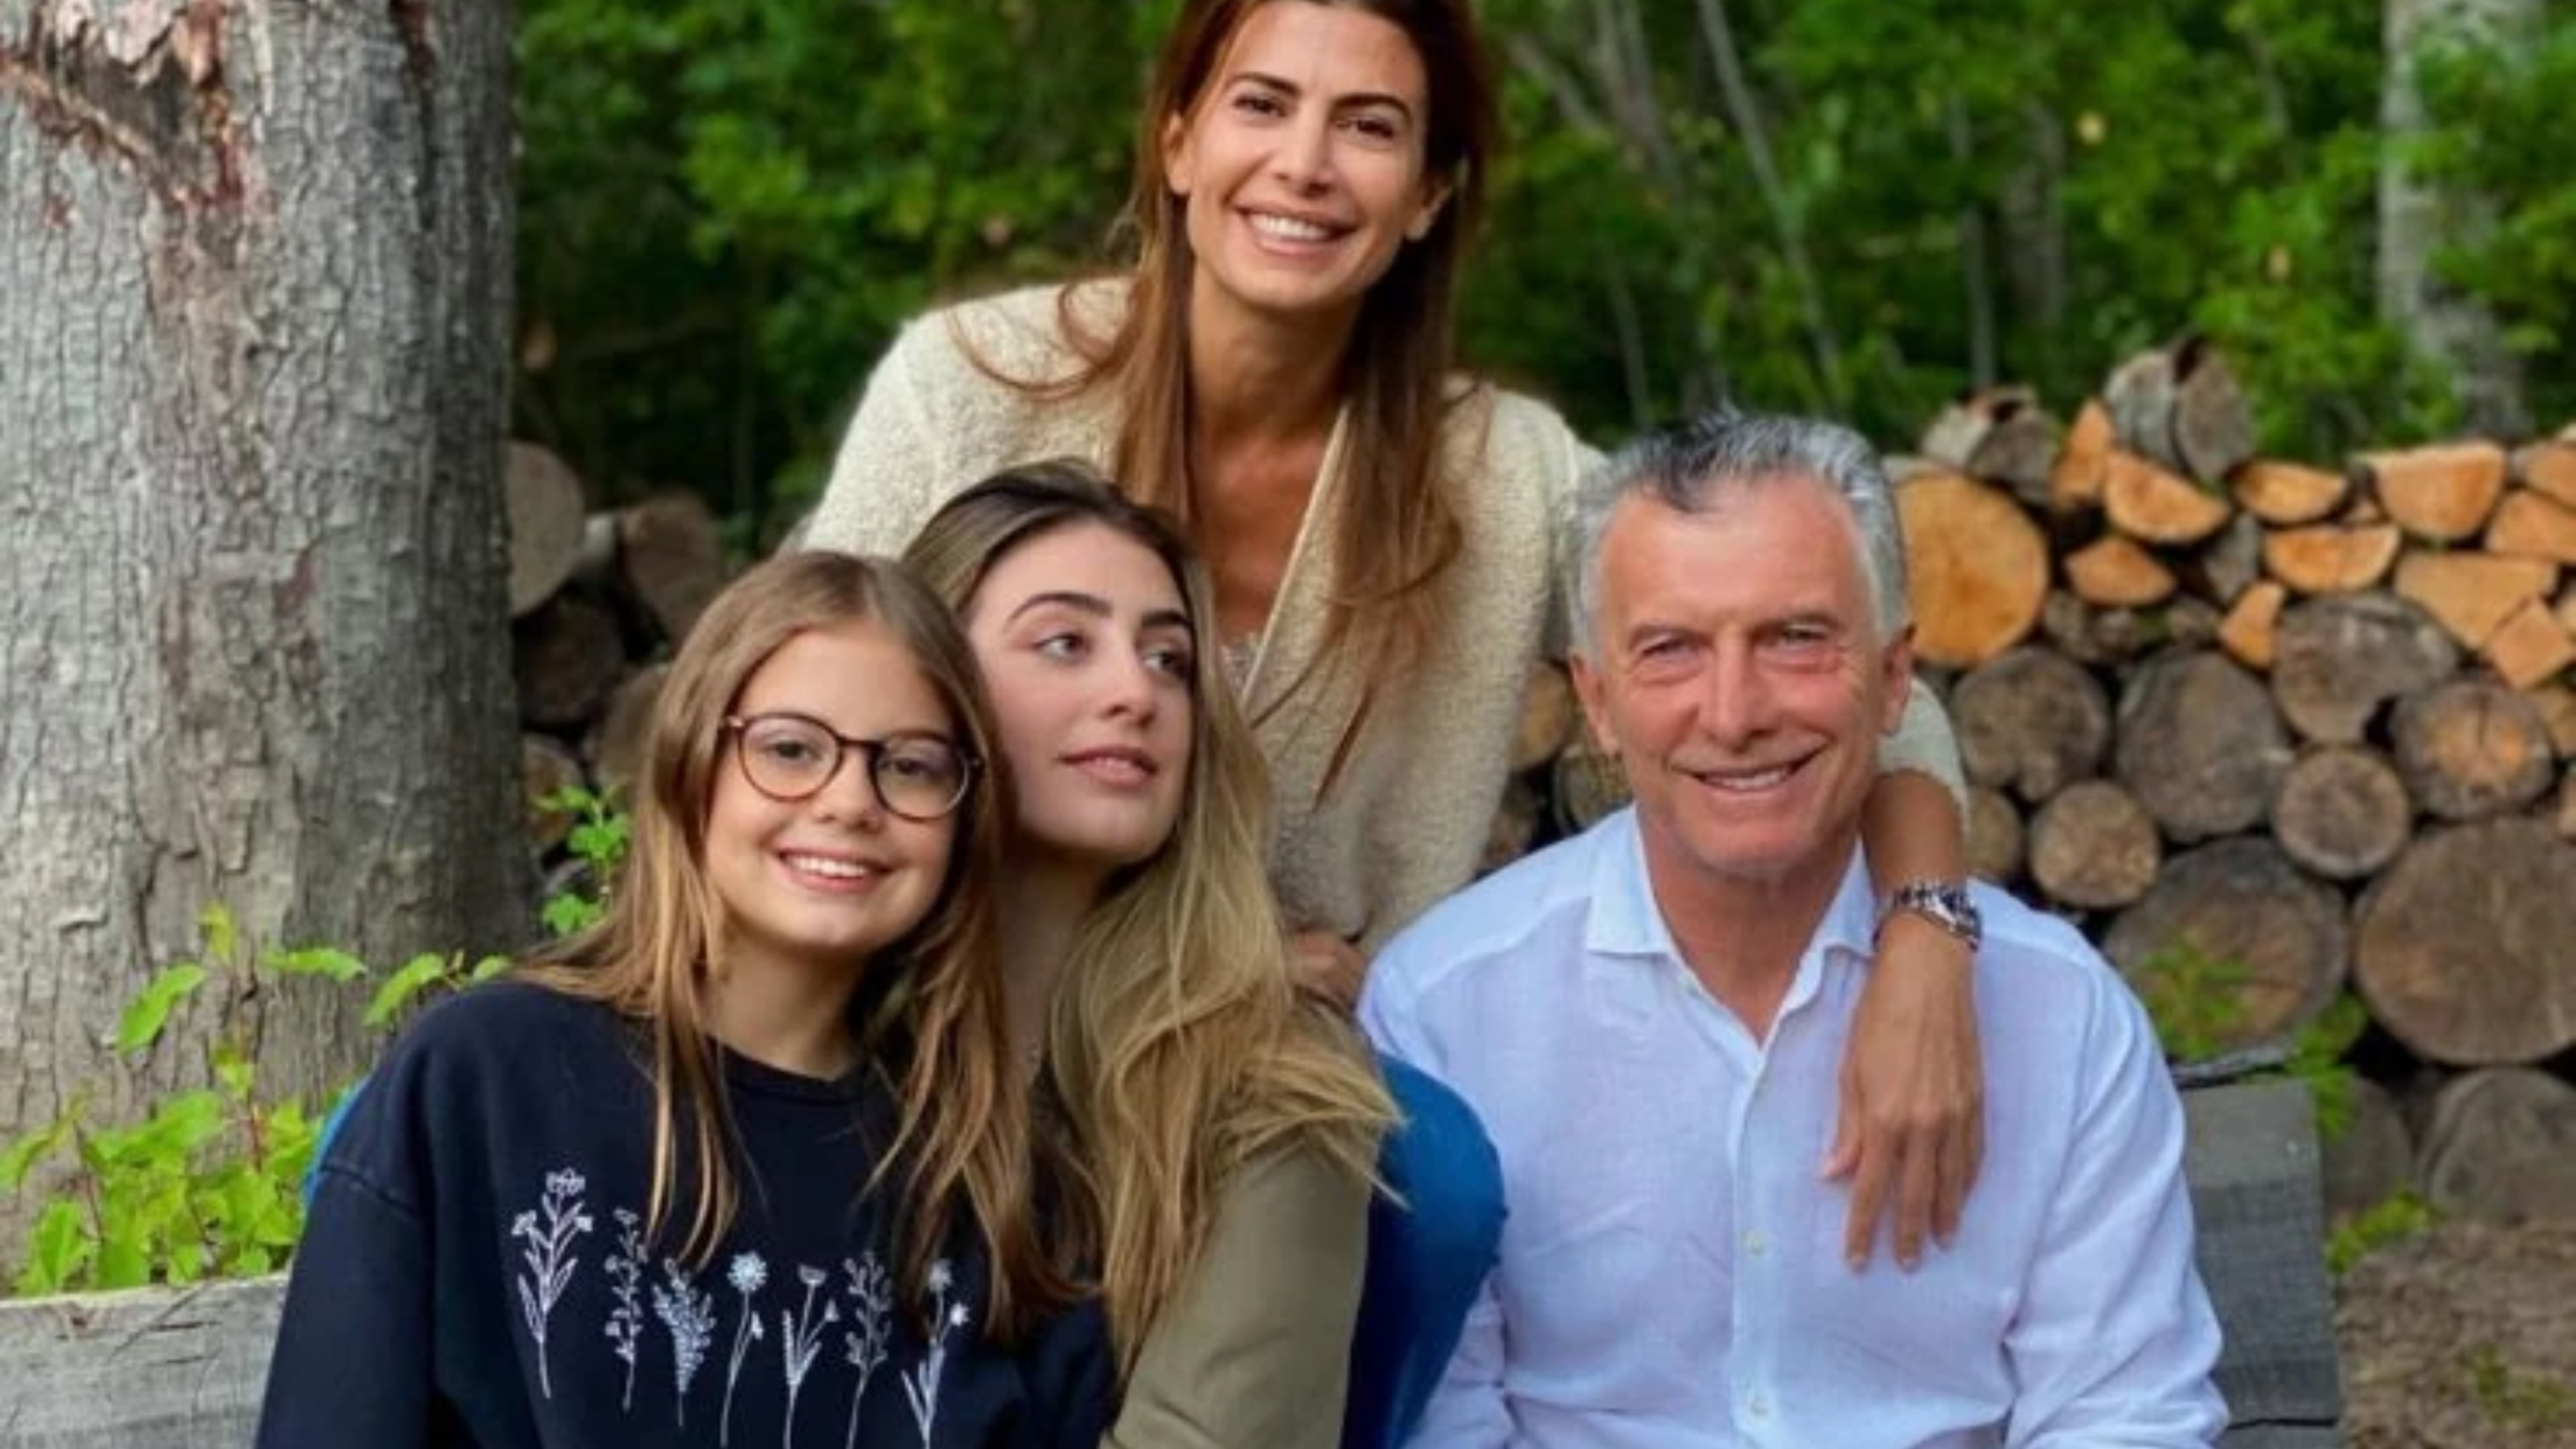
1270, 108, 1334, 192
1101, 645, 1161, 724
809, 751, 888, 830
1700, 637, 1770, 750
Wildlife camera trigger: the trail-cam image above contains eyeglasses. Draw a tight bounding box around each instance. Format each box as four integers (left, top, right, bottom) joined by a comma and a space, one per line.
721, 713, 976, 822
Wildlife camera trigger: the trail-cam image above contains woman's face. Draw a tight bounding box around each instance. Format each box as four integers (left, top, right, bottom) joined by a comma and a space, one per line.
963, 523, 1196, 877
1163, 1, 1447, 332
702, 621, 961, 981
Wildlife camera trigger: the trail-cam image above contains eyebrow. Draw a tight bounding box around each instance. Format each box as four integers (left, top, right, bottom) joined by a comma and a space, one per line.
1007, 591, 1197, 637
1228, 70, 1417, 121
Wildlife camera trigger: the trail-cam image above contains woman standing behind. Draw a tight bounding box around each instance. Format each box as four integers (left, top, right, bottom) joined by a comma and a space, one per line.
813, 0, 1980, 1259
259, 554, 1109, 1448
904, 465, 1407, 1447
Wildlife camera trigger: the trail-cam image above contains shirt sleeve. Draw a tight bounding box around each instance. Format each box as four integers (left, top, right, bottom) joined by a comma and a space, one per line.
256, 1165, 435, 1449
2003, 980, 2228, 1446
1104, 1145, 1371, 1449
1880, 678, 1970, 818
802, 315, 952, 558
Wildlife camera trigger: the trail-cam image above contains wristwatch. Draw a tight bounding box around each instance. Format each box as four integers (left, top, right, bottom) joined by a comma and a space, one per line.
1880, 880, 1983, 951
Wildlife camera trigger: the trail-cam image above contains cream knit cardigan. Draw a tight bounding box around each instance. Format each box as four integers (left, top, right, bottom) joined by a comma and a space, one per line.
807, 283, 1966, 950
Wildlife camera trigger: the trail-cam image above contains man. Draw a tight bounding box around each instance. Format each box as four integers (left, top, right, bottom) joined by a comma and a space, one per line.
1360, 411, 2224, 1446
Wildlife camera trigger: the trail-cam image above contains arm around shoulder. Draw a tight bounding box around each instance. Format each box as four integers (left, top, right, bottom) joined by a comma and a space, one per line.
1104, 1144, 1373, 1449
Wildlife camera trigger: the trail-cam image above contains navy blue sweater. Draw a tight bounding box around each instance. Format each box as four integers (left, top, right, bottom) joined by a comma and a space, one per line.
258, 981, 1109, 1449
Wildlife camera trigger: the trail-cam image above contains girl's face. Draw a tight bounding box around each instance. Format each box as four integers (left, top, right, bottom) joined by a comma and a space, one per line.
703, 620, 962, 981
963, 523, 1196, 877
1163, 1, 1447, 333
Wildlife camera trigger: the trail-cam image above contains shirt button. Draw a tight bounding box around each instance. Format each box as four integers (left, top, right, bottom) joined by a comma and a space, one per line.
1743, 1229, 1770, 1258
1748, 1391, 1774, 1420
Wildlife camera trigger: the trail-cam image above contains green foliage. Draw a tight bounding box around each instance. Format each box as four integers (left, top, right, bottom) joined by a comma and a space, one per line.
2326, 1188, 2435, 1277
2134, 936, 2253, 1065
537, 784, 632, 937
513, 0, 2571, 522
0, 910, 492, 1298
2465, 1341, 2575, 1434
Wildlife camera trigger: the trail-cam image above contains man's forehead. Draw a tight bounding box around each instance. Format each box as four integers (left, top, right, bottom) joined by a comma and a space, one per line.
1601, 481, 1868, 600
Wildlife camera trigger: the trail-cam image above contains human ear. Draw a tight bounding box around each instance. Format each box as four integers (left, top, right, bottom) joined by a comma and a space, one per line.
1406, 174, 1453, 241
1163, 111, 1195, 197
1570, 651, 1618, 759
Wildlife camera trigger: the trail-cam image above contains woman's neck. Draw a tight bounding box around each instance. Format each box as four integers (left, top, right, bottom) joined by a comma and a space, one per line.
995, 857, 1108, 1076
702, 949, 863, 1081
1186, 286, 1352, 450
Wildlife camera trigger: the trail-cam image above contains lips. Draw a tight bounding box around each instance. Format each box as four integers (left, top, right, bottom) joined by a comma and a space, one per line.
1684, 753, 1814, 794
1063, 745, 1161, 788
1240, 207, 1352, 254
776, 850, 888, 890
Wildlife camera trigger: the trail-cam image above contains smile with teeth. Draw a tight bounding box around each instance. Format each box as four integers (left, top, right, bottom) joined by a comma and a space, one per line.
1246, 210, 1342, 244
781, 853, 879, 881
1695, 761, 1800, 793
1067, 750, 1157, 787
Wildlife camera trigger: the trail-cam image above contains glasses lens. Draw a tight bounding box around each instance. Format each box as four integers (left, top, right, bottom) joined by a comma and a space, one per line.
739, 716, 838, 799
873, 735, 968, 820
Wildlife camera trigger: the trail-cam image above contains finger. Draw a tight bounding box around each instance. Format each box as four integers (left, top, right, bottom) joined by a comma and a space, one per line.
1823, 1077, 1863, 1181
1933, 1122, 1968, 1248
1840, 1142, 1890, 1269
1893, 1127, 1938, 1270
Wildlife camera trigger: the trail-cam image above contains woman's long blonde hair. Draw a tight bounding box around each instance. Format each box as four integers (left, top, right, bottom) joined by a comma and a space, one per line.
518, 551, 1064, 1334
904, 461, 1393, 1375
976, 0, 1502, 784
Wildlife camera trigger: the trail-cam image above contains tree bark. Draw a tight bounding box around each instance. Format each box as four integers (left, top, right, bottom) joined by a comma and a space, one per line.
2378, 0, 2534, 437
0, 0, 529, 1216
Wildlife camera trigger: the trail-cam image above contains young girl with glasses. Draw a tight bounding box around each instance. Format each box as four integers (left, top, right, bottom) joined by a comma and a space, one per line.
259, 553, 1110, 1449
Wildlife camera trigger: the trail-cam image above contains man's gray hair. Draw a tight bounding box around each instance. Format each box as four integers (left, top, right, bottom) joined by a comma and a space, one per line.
1566, 409, 1911, 657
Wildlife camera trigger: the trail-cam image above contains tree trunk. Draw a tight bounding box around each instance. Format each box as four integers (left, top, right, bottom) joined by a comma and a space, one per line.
2378, 0, 2534, 437
0, 0, 529, 1224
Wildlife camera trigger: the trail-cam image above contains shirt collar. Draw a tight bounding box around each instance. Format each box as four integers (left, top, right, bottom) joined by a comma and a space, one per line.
1585, 807, 1882, 973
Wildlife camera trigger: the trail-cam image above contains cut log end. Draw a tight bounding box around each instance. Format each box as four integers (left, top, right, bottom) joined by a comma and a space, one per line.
2419, 1069, 2576, 1226
2029, 780, 2161, 909
2049, 400, 2114, 513
1952, 648, 2111, 802
2218, 580, 2288, 671
2485, 489, 2576, 567
1966, 786, 2026, 883
1511, 661, 1576, 774
2391, 678, 2555, 822
505, 443, 590, 619
1896, 473, 2051, 668
2064, 535, 2177, 608
2391, 550, 2559, 650
2363, 441, 2508, 543
2270, 594, 2459, 745
2113, 651, 2290, 842
2261, 523, 2401, 596
2231, 460, 2349, 527
2104, 450, 2233, 546
2103, 838, 2349, 1053
2357, 820, 2576, 1065
2272, 745, 2412, 881
2481, 596, 2575, 691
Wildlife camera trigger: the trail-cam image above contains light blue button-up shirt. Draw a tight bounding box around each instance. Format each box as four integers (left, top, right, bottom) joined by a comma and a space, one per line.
1359, 809, 2224, 1448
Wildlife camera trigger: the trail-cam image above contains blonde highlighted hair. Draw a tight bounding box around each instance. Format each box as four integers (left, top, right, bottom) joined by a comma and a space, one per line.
904, 460, 1393, 1375
517, 551, 1064, 1334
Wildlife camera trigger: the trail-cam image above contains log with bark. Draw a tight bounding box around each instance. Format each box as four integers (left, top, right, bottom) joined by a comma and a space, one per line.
506, 442, 589, 619
2231, 461, 2349, 527
1966, 785, 2026, 884
616, 493, 729, 645
2269, 594, 2459, 743
2417, 1067, 2576, 1225
520, 735, 588, 855
2322, 1077, 2416, 1226
2112, 651, 2291, 842
587, 663, 670, 798
2104, 450, 2233, 546
2360, 441, 2509, 543
2391, 550, 2559, 649
2271, 745, 2413, 881
2102, 837, 2349, 1051
2353, 818, 2576, 1066
1552, 733, 1631, 834
1921, 386, 2060, 506
2028, 780, 2161, 909
1894, 472, 2050, 667
1951, 647, 2111, 802
2390, 678, 2556, 821
2169, 335, 2257, 486
513, 594, 629, 732
2184, 515, 2264, 606
2261, 523, 2402, 596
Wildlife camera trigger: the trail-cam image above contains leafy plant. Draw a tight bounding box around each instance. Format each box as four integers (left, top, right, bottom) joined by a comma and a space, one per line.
2133, 936, 2253, 1065
2326, 1189, 2435, 1277
538, 784, 632, 937
1, 905, 504, 1297
2465, 1340, 2575, 1435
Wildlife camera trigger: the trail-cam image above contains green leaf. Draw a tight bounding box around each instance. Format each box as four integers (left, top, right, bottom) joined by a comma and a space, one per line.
213, 1043, 256, 1102
262, 947, 370, 983
366, 953, 460, 1029
19, 1199, 93, 1295
116, 964, 210, 1054
1, 1114, 76, 1193
95, 1233, 152, 1291
470, 954, 513, 983
199, 901, 237, 965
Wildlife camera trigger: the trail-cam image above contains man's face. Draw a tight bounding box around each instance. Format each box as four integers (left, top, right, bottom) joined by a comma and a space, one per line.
1571, 479, 1911, 894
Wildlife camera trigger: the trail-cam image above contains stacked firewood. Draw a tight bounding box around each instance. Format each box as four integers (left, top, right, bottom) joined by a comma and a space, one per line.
1501, 341, 2576, 1227
504, 443, 727, 894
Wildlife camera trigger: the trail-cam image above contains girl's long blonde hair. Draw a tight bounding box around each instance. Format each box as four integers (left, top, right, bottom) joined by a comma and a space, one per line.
518, 551, 1064, 1334
974, 0, 1503, 786
904, 461, 1393, 1375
